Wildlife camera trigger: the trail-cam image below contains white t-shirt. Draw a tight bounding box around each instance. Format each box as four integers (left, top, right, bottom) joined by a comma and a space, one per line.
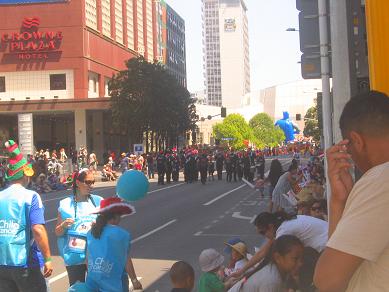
327, 162, 389, 292
228, 264, 283, 292
276, 215, 328, 252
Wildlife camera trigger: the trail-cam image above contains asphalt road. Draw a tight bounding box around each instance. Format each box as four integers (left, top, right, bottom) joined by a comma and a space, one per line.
43, 158, 293, 292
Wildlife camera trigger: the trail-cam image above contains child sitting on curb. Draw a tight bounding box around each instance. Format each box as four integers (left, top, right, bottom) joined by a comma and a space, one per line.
198, 248, 237, 292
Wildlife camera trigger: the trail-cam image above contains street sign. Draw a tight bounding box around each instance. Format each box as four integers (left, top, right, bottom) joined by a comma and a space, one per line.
133, 144, 144, 155
221, 137, 234, 141
18, 113, 34, 156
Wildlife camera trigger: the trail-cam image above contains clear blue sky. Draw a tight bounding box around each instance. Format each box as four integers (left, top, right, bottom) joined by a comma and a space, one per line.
166, 0, 303, 92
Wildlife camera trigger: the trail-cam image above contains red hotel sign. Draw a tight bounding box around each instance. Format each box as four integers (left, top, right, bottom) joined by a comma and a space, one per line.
0, 17, 63, 60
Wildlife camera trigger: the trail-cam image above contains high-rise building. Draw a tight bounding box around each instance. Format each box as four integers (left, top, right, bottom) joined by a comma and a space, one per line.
202, 0, 250, 108
155, 0, 187, 88
0, 0, 185, 160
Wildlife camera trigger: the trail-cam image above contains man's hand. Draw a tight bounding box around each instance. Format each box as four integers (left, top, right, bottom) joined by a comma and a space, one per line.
43, 261, 53, 278
326, 140, 354, 203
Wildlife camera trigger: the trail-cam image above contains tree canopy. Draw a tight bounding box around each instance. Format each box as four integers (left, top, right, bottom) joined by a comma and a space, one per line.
249, 113, 285, 148
109, 57, 198, 150
303, 104, 321, 142
213, 114, 253, 149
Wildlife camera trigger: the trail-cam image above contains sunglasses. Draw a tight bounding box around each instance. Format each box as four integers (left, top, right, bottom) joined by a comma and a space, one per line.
311, 206, 323, 211
83, 180, 95, 186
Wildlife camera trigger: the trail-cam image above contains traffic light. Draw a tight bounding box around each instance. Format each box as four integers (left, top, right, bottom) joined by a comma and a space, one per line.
221, 107, 227, 118
296, 0, 331, 79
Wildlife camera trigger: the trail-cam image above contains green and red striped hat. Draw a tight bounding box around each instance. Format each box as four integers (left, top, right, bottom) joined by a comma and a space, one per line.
4, 140, 34, 181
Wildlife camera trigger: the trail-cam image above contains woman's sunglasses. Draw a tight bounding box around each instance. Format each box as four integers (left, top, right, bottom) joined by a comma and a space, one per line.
83, 180, 95, 186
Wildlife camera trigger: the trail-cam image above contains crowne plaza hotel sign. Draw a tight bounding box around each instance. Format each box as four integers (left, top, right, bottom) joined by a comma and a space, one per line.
0, 17, 63, 61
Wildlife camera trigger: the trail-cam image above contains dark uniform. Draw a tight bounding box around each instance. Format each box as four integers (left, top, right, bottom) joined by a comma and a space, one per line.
216, 153, 224, 180
208, 157, 215, 181
236, 155, 244, 181
225, 156, 233, 182
230, 153, 238, 182
165, 154, 173, 184
156, 152, 166, 185
199, 154, 208, 185
172, 155, 180, 182
256, 154, 265, 179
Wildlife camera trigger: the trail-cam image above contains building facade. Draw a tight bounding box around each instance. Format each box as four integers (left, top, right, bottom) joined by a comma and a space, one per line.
260, 80, 323, 132
202, 0, 250, 108
0, 0, 186, 160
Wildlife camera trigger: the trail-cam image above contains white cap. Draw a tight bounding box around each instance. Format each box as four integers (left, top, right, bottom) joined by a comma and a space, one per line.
199, 249, 225, 272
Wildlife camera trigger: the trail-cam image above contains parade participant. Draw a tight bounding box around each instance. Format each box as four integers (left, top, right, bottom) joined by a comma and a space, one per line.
208, 155, 215, 181
255, 151, 265, 179
242, 152, 251, 181
230, 152, 238, 182
157, 150, 166, 185
55, 169, 103, 286
146, 152, 154, 179
216, 151, 224, 180
166, 152, 173, 184
236, 152, 244, 181
0, 140, 53, 291
85, 197, 142, 291
225, 154, 233, 182
199, 153, 208, 185
172, 154, 180, 182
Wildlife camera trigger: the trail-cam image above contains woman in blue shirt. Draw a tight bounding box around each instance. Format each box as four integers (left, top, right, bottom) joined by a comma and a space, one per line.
55, 169, 103, 286
86, 196, 142, 292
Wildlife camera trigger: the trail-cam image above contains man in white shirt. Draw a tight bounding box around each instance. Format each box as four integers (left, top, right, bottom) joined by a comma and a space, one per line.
314, 91, 389, 291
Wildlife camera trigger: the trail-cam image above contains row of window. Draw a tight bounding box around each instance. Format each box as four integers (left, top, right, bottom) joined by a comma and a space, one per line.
0, 74, 67, 93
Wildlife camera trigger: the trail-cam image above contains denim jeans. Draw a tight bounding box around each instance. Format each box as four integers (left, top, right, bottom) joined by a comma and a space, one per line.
0, 266, 47, 292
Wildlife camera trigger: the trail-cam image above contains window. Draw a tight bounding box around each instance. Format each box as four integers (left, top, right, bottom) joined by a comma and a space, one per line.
0, 77, 5, 92
50, 74, 66, 90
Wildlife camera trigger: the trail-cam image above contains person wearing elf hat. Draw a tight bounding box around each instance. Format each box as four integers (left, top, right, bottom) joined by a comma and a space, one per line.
84, 197, 142, 291
55, 168, 103, 286
0, 140, 53, 291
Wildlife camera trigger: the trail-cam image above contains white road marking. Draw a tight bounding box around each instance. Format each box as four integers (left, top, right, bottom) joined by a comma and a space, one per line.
46, 218, 57, 223
148, 183, 185, 194
203, 184, 246, 206
232, 212, 256, 221
131, 219, 177, 244
48, 271, 68, 284
194, 231, 203, 236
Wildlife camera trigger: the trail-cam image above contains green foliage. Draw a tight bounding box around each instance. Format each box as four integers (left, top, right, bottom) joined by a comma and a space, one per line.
303, 105, 321, 142
249, 113, 285, 148
213, 114, 253, 149
109, 57, 198, 146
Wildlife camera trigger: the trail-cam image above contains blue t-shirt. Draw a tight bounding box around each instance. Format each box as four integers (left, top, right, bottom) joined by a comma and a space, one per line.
0, 184, 45, 268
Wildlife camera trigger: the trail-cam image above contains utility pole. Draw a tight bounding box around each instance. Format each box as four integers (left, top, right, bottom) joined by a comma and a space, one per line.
318, 0, 333, 200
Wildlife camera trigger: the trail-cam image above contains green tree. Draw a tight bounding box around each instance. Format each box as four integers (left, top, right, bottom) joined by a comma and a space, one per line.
109, 57, 198, 151
303, 105, 321, 142
249, 113, 285, 148
212, 114, 253, 149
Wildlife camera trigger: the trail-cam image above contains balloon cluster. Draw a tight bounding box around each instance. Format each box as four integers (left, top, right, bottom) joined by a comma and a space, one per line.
116, 170, 150, 202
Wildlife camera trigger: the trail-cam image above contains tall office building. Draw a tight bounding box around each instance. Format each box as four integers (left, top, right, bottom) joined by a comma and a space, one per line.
202, 0, 250, 108
155, 0, 187, 87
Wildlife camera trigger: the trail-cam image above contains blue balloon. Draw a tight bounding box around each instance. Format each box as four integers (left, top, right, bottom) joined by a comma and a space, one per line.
116, 170, 149, 202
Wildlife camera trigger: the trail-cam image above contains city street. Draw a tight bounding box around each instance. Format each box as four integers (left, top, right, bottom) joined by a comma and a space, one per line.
44, 158, 292, 292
